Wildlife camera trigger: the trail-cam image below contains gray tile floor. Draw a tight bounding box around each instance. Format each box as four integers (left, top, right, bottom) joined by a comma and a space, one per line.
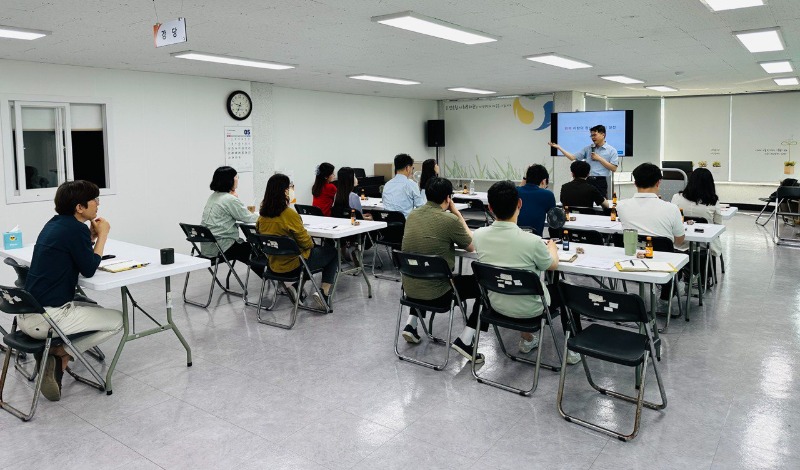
1, 213, 799, 469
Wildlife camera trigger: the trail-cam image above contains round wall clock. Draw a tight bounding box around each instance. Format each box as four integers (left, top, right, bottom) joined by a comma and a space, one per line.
226, 90, 252, 120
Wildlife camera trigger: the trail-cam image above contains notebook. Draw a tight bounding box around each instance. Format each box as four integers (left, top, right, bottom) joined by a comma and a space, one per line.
99, 260, 149, 273
558, 252, 578, 263
614, 259, 677, 272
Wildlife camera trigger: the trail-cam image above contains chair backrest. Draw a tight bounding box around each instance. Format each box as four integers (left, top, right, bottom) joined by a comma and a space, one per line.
179, 223, 216, 244
330, 204, 363, 220
567, 228, 605, 245
0, 285, 45, 315
610, 233, 674, 252
472, 261, 545, 297
352, 168, 367, 179
3, 258, 29, 288
777, 186, 800, 200
570, 206, 601, 215
393, 251, 453, 281
253, 235, 301, 257
659, 169, 688, 203
557, 280, 648, 325
294, 204, 324, 216
366, 210, 405, 225
684, 216, 708, 224
237, 223, 265, 259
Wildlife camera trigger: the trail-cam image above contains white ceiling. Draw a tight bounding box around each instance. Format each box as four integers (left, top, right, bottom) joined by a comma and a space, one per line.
1, 0, 799, 100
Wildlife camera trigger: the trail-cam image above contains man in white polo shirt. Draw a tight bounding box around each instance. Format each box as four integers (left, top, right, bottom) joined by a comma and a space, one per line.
616, 163, 685, 310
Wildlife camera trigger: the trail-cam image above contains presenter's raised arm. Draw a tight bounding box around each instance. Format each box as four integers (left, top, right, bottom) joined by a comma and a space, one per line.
548, 142, 576, 161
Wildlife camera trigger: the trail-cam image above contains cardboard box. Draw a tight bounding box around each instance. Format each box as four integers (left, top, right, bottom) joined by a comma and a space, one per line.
3, 231, 22, 250
373, 163, 394, 182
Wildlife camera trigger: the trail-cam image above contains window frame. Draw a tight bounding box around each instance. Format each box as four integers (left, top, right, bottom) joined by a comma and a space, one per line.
1, 94, 116, 204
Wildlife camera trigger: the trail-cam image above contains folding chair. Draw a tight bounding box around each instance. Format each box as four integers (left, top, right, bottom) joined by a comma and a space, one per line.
773, 186, 800, 246
556, 281, 667, 441
0, 286, 106, 421
470, 262, 563, 396
570, 206, 603, 216
453, 197, 494, 229
393, 251, 467, 371
179, 223, 246, 308
566, 228, 605, 246
246, 235, 329, 329
294, 204, 324, 217
366, 210, 405, 281
757, 179, 798, 226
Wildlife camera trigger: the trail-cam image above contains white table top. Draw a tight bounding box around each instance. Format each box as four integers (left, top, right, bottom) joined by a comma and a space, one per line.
300, 214, 386, 239
458, 242, 689, 285
562, 213, 726, 243
451, 191, 489, 204
720, 206, 738, 220
360, 198, 469, 211
0, 239, 210, 291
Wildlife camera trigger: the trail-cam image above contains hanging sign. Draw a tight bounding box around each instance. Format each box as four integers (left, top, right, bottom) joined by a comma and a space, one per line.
153, 18, 187, 47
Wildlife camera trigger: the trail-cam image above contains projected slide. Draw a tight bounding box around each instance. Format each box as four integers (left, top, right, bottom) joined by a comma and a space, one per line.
551, 110, 633, 157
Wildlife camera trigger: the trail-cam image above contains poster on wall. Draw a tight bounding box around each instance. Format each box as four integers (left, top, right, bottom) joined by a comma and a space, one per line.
224, 126, 253, 172
442, 95, 554, 180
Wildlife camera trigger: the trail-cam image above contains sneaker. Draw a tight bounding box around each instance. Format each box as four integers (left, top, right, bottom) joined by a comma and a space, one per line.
40, 355, 61, 402
402, 324, 421, 344
566, 350, 582, 365
451, 337, 485, 364
312, 291, 330, 312
518, 335, 539, 353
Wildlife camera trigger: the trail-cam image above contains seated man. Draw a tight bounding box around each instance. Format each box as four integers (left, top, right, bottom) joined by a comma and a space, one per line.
400, 177, 485, 363
517, 164, 556, 236
382, 153, 424, 217
17, 180, 123, 401
473, 180, 580, 364
616, 163, 686, 310
560, 160, 610, 210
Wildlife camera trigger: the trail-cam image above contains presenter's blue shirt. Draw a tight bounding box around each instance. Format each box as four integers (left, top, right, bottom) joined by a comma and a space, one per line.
517, 184, 556, 235
573, 143, 619, 177
25, 215, 101, 307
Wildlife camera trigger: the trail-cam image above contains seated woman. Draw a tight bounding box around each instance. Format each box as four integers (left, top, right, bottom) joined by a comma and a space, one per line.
258, 173, 339, 311
201, 166, 258, 265
311, 162, 336, 216
418, 158, 439, 204
670, 167, 722, 256
331, 167, 373, 261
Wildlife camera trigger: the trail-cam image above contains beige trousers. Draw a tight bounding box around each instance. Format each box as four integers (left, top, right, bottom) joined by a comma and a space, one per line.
17, 301, 123, 353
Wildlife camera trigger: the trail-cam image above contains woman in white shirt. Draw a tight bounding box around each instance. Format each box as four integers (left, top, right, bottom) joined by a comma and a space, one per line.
671, 167, 722, 256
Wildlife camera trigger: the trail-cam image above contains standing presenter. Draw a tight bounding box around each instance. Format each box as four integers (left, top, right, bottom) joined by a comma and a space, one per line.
548, 124, 619, 198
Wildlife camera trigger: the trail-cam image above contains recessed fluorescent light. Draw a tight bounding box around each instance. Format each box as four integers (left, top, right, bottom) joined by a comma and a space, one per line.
525, 54, 592, 69
734, 28, 784, 53
0, 25, 50, 40
700, 0, 764, 11
760, 61, 793, 74
600, 75, 644, 84
447, 87, 496, 95
348, 74, 420, 85
646, 85, 678, 92
774, 77, 799, 86
171, 51, 294, 70
372, 11, 497, 45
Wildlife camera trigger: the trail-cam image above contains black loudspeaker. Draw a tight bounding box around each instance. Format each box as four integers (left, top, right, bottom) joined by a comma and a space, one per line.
426, 120, 445, 147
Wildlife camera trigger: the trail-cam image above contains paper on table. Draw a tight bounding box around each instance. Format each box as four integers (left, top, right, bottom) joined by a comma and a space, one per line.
571, 257, 617, 270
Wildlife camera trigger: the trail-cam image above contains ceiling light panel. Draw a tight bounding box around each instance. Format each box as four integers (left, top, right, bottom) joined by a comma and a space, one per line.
600, 75, 644, 84
372, 11, 497, 45
774, 77, 799, 86
646, 85, 678, 92
171, 51, 295, 70
348, 74, 420, 85
525, 54, 592, 69
701, 0, 764, 11
447, 87, 496, 95
759, 61, 793, 74
734, 28, 784, 53
0, 25, 50, 40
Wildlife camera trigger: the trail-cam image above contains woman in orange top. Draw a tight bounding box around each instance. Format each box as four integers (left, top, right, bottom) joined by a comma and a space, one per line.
258, 173, 338, 310
311, 162, 336, 216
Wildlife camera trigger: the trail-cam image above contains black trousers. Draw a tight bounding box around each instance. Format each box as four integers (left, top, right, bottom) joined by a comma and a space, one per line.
586, 176, 608, 199
406, 275, 488, 332
223, 240, 263, 277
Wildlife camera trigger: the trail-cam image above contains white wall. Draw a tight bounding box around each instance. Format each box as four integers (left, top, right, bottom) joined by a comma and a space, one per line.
268, 87, 438, 205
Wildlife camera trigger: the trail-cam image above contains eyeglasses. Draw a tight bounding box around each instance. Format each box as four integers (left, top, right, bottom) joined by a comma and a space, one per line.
93, 197, 100, 203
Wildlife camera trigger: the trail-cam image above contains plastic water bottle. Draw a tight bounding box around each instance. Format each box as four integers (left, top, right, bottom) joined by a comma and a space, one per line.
469, 179, 475, 195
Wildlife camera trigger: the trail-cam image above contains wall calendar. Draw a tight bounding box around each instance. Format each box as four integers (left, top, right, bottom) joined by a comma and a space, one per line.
224, 126, 253, 172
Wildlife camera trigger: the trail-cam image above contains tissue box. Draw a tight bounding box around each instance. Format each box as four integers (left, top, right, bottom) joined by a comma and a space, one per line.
3, 231, 22, 250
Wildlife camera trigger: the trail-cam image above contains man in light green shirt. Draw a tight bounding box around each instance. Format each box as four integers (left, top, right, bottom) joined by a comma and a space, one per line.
471, 180, 580, 364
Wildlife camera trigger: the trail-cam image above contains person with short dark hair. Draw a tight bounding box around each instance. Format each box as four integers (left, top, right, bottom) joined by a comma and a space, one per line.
312, 162, 337, 216
382, 153, 423, 216
548, 124, 619, 197
400, 177, 485, 363
201, 166, 258, 265
517, 164, 556, 235
18, 180, 123, 402
472, 181, 581, 364
258, 173, 339, 310
560, 160, 610, 209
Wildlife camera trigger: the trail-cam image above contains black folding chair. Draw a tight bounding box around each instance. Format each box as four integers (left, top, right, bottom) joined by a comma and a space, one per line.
570, 206, 603, 216
294, 204, 324, 217
556, 281, 667, 441
756, 178, 798, 226
393, 251, 467, 371
246, 235, 329, 329
566, 228, 605, 246
366, 210, 405, 281
773, 186, 800, 246
0, 286, 106, 421
179, 223, 246, 308
471, 262, 563, 396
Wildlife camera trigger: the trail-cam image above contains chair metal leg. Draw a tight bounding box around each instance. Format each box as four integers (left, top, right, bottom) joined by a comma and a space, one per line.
755, 203, 775, 226
182, 264, 219, 308
255, 274, 301, 330
87, 346, 105, 362
373, 245, 401, 281
0, 337, 52, 421
418, 312, 448, 344
394, 303, 454, 371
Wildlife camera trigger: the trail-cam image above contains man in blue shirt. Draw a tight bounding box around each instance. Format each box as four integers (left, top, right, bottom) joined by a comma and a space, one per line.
18, 180, 123, 401
381, 153, 424, 217
517, 164, 556, 236
548, 124, 619, 198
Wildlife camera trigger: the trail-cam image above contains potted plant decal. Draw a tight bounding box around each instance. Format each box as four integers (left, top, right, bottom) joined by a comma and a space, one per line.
697, 161, 708, 168
785, 161, 796, 175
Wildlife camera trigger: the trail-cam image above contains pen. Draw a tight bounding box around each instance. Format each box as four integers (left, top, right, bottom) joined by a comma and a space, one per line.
331, 226, 338, 229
